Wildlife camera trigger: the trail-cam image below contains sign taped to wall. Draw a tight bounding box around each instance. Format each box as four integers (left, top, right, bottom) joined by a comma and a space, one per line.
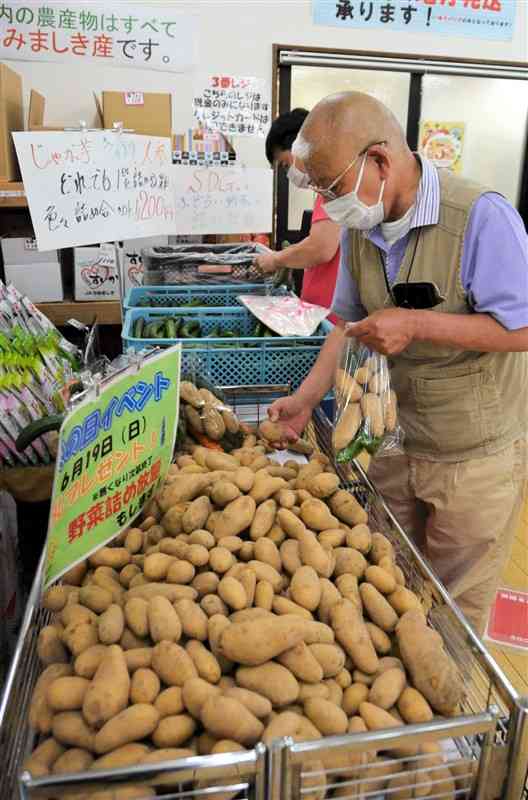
312, 0, 516, 42
13, 131, 176, 250
0, 2, 197, 71
419, 121, 465, 174
193, 76, 271, 137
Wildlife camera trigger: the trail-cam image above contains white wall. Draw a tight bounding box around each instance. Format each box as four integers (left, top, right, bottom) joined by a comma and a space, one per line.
3, 0, 527, 170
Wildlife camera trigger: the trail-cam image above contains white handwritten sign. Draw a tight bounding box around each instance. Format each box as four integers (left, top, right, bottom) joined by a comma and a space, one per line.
171, 166, 273, 234
13, 131, 176, 250
0, 2, 197, 72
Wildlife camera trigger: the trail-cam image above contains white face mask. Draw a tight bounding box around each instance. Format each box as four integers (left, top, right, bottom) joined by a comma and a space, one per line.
287, 163, 311, 190
324, 154, 386, 230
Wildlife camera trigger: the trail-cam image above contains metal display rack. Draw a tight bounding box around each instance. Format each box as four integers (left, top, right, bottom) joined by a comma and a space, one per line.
0, 387, 526, 800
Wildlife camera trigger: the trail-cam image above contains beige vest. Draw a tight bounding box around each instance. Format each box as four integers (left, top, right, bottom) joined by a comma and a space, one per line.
347, 170, 528, 461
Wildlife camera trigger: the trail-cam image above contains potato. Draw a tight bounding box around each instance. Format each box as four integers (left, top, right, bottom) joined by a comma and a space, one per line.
193, 571, 220, 597
396, 610, 462, 715
201, 696, 263, 746
262, 710, 320, 745
61, 603, 97, 628
209, 546, 235, 574
306, 473, 340, 499
397, 687, 434, 723
280, 540, 302, 575
317, 579, 342, 625
130, 668, 160, 704
52, 712, 95, 751
295, 462, 324, 491
74, 645, 108, 679
224, 687, 273, 719
300, 498, 339, 531
252, 538, 280, 573
218, 576, 247, 611
189, 529, 216, 549
298, 682, 330, 702
98, 604, 125, 645
353, 670, 376, 686
185, 544, 210, 568
37, 625, 69, 665
275, 488, 296, 509
250, 475, 287, 504
47, 676, 90, 711
89, 548, 131, 570
124, 647, 153, 672
182, 677, 222, 719
147, 596, 182, 643
125, 583, 197, 603
214, 496, 256, 540
62, 562, 88, 586
186, 639, 221, 684
330, 600, 379, 674
124, 528, 144, 554
152, 714, 196, 748
63, 620, 99, 657
346, 523, 372, 554
161, 505, 185, 536
120, 564, 141, 588
273, 596, 312, 620
236, 662, 299, 707
359, 702, 417, 758
157, 474, 212, 511
360, 584, 399, 633
290, 566, 321, 611
83, 645, 130, 728
335, 574, 362, 609
233, 466, 255, 493
329, 490, 368, 526
155, 687, 184, 718
388, 587, 422, 615
120, 628, 146, 651
368, 668, 406, 710
365, 565, 397, 595
239, 542, 254, 562
211, 481, 241, 508
79, 586, 113, 614
182, 496, 212, 532
205, 451, 239, 471
299, 533, 333, 578
342, 683, 370, 715
151, 641, 198, 686
277, 508, 307, 542
201, 594, 228, 617
94, 704, 160, 754
43, 585, 70, 613
249, 499, 277, 541
309, 643, 346, 678
92, 570, 125, 604
124, 598, 149, 639
334, 548, 367, 578
218, 614, 306, 665
24, 737, 66, 776
304, 698, 348, 736
370, 533, 395, 564
365, 622, 392, 655
52, 747, 94, 774
277, 642, 324, 684
255, 580, 274, 611
335, 668, 352, 689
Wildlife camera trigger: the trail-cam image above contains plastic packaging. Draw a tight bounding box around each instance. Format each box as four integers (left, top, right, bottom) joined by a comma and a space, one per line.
333, 340, 404, 462
238, 294, 329, 338
142, 243, 272, 285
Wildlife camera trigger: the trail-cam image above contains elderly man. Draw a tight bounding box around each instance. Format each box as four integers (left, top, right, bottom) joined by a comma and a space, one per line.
270, 91, 528, 635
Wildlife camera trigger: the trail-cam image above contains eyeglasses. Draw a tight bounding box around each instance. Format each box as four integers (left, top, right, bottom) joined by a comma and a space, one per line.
308, 140, 387, 200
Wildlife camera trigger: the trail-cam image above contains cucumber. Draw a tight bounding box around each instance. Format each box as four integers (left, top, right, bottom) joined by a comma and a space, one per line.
16, 414, 64, 453
133, 317, 145, 339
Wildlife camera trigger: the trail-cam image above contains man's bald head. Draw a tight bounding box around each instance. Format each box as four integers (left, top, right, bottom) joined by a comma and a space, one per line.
293, 91, 407, 185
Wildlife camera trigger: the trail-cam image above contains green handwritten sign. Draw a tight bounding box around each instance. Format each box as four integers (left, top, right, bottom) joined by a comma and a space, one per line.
44, 346, 181, 588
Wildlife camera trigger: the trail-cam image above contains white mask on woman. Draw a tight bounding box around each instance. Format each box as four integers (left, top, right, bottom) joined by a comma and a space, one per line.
324, 154, 385, 230
287, 163, 311, 189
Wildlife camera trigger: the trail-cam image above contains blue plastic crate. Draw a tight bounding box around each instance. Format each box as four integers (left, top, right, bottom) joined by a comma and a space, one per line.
122, 307, 331, 391
123, 283, 290, 312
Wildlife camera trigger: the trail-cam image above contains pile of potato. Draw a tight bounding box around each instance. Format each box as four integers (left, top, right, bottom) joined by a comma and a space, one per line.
26, 441, 467, 800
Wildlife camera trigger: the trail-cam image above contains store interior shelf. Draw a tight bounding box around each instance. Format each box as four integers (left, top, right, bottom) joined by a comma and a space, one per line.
0, 181, 27, 208
35, 299, 122, 326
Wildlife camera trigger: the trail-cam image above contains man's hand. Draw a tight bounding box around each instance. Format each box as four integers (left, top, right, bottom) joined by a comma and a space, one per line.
346, 308, 418, 355
266, 394, 313, 449
254, 252, 281, 274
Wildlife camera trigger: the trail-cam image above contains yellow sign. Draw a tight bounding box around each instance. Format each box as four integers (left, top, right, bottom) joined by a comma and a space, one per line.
419, 121, 465, 174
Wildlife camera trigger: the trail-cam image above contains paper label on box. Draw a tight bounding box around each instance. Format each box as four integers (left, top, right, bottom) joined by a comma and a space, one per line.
125, 91, 145, 106
24, 238, 38, 251
75, 246, 120, 300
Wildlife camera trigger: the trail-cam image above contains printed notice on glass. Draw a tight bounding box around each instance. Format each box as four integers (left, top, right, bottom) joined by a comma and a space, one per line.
13, 131, 176, 250
171, 165, 273, 234
193, 76, 271, 137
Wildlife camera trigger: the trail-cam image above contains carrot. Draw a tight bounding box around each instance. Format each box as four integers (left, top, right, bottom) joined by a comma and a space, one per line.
194, 432, 224, 451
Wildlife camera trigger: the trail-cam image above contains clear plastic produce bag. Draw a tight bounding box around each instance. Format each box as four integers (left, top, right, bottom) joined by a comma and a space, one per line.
333, 340, 404, 462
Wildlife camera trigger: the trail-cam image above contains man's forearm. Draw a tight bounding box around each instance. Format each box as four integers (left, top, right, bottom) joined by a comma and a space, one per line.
298, 324, 345, 406
275, 238, 325, 270
415, 311, 528, 352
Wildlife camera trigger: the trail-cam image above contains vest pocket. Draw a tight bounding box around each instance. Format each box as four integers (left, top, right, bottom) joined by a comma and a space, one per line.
409, 369, 505, 456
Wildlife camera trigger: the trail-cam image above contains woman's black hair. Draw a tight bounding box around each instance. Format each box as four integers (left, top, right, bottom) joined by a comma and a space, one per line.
265, 108, 310, 165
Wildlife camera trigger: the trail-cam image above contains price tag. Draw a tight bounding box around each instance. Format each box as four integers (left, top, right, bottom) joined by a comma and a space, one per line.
124, 91, 145, 106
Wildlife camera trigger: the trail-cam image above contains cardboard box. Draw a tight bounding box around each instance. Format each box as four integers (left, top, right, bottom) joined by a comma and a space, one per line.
74, 245, 120, 301
1, 236, 59, 266
121, 236, 168, 292
5, 262, 63, 303
28, 89, 103, 131
0, 64, 23, 181
103, 91, 171, 138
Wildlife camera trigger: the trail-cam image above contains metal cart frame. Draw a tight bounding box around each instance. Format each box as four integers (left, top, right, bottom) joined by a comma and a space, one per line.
1, 387, 526, 799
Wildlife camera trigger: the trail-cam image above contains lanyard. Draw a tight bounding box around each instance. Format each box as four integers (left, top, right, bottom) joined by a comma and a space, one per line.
376, 228, 422, 306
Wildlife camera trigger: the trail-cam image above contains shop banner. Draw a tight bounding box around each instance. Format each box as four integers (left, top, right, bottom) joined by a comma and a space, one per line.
0, 2, 197, 71
13, 131, 175, 251
44, 346, 181, 589
193, 76, 271, 138
312, 0, 516, 41
171, 165, 273, 234
419, 121, 465, 173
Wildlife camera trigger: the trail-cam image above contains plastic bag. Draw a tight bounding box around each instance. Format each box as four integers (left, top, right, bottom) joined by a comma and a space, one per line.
333, 340, 404, 462
238, 295, 329, 337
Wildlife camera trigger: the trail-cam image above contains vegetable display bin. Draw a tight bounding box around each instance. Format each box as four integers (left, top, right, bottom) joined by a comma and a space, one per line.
122, 306, 332, 391
141, 243, 271, 285
123, 282, 290, 312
